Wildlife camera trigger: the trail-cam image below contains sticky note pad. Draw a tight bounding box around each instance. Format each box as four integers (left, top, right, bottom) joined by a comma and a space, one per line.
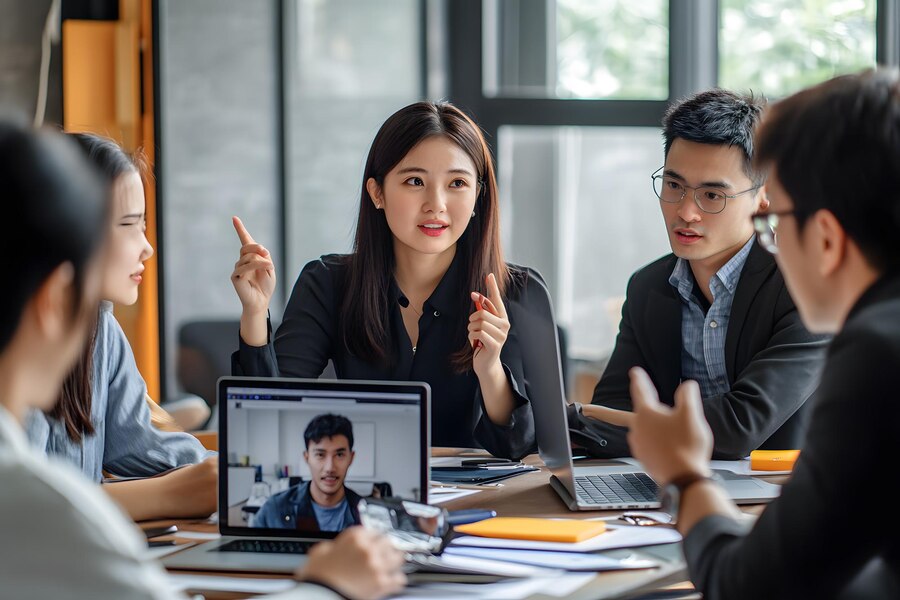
454, 517, 606, 543
750, 449, 800, 471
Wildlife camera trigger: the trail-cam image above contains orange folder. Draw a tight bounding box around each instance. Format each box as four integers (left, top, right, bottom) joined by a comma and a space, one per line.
750, 449, 800, 471
454, 517, 606, 543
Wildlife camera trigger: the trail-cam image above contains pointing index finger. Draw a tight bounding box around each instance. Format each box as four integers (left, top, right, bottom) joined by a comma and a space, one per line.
629, 367, 663, 414
485, 272, 507, 318
232, 216, 255, 246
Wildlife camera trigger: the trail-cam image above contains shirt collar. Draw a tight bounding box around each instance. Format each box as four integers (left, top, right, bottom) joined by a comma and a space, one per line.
714, 236, 755, 295
669, 236, 755, 301
391, 251, 464, 317
0, 403, 31, 457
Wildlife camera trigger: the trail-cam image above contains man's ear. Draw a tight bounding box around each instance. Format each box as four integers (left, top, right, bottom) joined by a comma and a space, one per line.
366, 177, 384, 210
756, 185, 770, 212
348, 450, 355, 465
32, 263, 76, 341
813, 209, 847, 277
303, 450, 309, 464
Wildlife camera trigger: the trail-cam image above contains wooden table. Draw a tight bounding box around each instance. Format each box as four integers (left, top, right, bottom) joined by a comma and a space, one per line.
159, 451, 783, 599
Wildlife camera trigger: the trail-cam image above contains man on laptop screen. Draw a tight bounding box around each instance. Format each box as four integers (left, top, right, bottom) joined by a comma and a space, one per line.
163, 378, 428, 575
256, 414, 363, 531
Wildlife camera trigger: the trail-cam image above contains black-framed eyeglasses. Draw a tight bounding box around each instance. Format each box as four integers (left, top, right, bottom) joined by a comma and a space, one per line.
751, 210, 799, 255
651, 167, 761, 215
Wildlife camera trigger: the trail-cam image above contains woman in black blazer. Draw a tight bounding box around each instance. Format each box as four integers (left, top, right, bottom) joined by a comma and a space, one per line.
230, 101, 548, 459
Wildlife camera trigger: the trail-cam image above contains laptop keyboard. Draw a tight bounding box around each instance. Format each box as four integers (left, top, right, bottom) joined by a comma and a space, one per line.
217, 540, 312, 554
574, 473, 659, 505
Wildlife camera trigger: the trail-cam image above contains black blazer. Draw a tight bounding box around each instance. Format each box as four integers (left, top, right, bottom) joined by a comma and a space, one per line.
572, 241, 829, 459
233, 253, 545, 460
683, 272, 900, 599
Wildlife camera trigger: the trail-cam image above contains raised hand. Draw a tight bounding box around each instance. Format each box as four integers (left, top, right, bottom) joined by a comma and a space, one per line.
231, 216, 276, 346
468, 272, 510, 377
626, 367, 713, 485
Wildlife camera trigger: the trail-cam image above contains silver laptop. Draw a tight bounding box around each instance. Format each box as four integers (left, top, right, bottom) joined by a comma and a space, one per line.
509, 279, 781, 511
163, 377, 430, 573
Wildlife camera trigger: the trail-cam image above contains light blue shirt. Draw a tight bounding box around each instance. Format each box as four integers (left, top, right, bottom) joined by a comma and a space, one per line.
668, 237, 756, 399
311, 497, 356, 532
25, 302, 213, 481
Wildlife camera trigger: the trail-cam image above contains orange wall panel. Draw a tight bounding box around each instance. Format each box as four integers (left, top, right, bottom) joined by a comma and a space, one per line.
62, 5, 161, 402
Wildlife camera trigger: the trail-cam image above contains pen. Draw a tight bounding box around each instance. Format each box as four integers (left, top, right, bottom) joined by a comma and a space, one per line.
473, 296, 484, 351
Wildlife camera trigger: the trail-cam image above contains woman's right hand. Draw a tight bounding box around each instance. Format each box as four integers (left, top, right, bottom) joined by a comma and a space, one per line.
231, 216, 275, 346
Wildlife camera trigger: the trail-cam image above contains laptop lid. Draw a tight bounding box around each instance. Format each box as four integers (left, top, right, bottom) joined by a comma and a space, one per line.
217, 377, 430, 540
506, 278, 579, 498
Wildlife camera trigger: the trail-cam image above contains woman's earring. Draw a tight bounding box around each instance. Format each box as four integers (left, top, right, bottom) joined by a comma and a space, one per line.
471, 210, 476, 218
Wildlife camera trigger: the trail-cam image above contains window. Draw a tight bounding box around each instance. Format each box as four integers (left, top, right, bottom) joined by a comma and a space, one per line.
555, 0, 668, 99
483, 0, 668, 99
720, 0, 877, 97
284, 0, 423, 278
498, 126, 669, 359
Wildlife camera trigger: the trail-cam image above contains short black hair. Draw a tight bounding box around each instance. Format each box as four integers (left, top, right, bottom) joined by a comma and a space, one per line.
755, 68, 900, 272
304, 414, 354, 450
663, 88, 766, 186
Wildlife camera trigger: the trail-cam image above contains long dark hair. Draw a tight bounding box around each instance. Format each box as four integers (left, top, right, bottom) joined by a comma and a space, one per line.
0, 121, 107, 397
53, 133, 140, 442
340, 101, 509, 371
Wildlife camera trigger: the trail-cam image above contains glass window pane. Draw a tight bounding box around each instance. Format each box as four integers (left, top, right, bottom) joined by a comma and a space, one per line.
484, 0, 668, 100
720, 0, 876, 97
284, 0, 422, 279
498, 126, 670, 362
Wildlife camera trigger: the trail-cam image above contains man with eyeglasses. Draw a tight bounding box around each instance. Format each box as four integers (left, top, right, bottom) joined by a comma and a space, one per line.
625, 68, 900, 600
569, 89, 828, 459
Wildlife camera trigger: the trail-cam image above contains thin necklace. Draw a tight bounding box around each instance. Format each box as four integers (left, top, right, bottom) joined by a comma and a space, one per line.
398, 286, 423, 317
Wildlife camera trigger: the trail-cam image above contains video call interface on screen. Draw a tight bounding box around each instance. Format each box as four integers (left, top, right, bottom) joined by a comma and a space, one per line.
224, 386, 422, 533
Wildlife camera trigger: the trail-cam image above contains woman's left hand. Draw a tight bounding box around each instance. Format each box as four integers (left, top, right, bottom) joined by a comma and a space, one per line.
468, 273, 510, 378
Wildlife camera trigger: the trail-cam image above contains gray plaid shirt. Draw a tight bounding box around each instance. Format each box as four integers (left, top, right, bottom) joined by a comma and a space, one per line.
668, 237, 755, 398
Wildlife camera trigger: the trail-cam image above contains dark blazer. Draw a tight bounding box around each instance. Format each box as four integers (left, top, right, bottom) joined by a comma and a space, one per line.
233, 253, 546, 460
254, 481, 362, 531
683, 272, 900, 599
571, 241, 829, 459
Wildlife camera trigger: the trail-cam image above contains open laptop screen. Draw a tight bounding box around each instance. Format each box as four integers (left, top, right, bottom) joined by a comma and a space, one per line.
218, 378, 428, 539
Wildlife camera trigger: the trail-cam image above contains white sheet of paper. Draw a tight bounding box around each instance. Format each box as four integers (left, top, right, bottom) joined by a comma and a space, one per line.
427, 553, 561, 577
397, 573, 595, 600
709, 459, 792, 476
167, 573, 295, 594
442, 546, 658, 571
450, 523, 681, 552
618, 456, 792, 476
428, 487, 481, 505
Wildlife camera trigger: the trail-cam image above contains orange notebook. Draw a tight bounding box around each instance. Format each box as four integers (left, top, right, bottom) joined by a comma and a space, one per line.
454, 517, 606, 543
750, 449, 800, 471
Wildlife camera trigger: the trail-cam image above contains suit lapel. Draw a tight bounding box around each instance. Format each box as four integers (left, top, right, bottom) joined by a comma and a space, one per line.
725, 241, 775, 380
644, 275, 683, 405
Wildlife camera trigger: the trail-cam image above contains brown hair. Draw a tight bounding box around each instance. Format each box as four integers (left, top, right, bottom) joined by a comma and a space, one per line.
340, 101, 509, 371
52, 133, 141, 441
